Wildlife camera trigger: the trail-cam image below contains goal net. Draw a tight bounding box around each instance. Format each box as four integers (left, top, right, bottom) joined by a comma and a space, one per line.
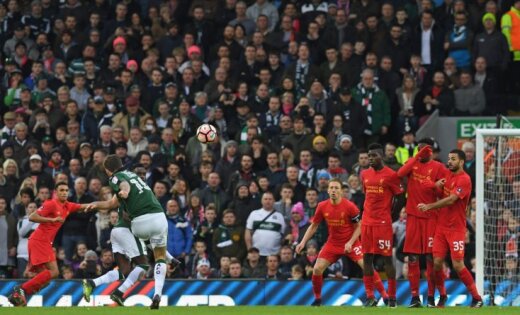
476, 128, 520, 306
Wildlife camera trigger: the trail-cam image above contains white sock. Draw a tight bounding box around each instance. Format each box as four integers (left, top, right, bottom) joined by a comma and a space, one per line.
165, 251, 173, 263
93, 269, 121, 287
118, 266, 146, 293
154, 262, 167, 297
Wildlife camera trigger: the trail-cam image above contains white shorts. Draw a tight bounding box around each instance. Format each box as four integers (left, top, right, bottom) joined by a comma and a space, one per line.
131, 212, 168, 249
111, 227, 147, 259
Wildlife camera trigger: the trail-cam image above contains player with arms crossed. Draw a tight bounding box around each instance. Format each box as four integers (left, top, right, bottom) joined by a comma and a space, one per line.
361, 143, 404, 307
8, 182, 90, 306
418, 149, 483, 308
295, 178, 389, 306
87, 155, 168, 309
397, 138, 449, 307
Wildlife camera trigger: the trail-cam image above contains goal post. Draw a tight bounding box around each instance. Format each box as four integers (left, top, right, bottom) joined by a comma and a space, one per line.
476, 128, 520, 306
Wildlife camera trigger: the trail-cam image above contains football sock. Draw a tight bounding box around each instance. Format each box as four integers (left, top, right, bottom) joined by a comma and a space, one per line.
154, 260, 167, 297
22, 269, 52, 295
458, 267, 481, 300
119, 266, 146, 293
434, 269, 446, 295
373, 272, 388, 299
93, 269, 121, 287
388, 278, 397, 299
408, 261, 420, 297
426, 260, 435, 296
363, 275, 375, 299
311, 274, 323, 299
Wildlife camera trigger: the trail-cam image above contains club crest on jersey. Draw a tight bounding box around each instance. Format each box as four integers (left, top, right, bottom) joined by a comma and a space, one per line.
111, 177, 119, 184
457, 187, 463, 193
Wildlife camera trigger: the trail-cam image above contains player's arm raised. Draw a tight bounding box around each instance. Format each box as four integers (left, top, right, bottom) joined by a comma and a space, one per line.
86, 195, 120, 212
397, 146, 432, 178
418, 194, 458, 212
295, 223, 319, 254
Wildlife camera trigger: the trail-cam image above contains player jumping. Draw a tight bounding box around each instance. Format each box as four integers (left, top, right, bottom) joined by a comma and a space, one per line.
397, 138, 449, 307
8, 182, 90, 306
295, 178, 389, 306
361, 143, 404, 307
418, 149, 483, 308
86, 155, 169, 310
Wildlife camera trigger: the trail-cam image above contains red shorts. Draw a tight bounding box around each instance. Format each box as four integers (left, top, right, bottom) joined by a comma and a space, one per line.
318, 241, 363, 263
28, 239, 55, 272
432, 228, 466, 260
361, 224, 393, 256
403, 215, 436, 254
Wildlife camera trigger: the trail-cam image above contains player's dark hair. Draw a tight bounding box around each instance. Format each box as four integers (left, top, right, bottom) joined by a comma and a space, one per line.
368, 143, 383, 151
417, 138, 434, 146
450, 149, 466, 162
104, 154, 123, 173
54, 181, 69, 190
328, 178, 343, 188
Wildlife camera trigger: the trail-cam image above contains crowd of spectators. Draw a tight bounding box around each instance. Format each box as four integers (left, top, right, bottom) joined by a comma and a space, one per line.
0, 0, 518, 281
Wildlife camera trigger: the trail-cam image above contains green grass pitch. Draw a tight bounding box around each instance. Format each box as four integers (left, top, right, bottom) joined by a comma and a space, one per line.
0, 306, 518, 315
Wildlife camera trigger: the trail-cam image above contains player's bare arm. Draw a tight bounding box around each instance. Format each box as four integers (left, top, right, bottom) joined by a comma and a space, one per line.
345, 221, 361, 253
295, 222, 319, 254
118, 181, 131, 199
418, 194, 459, 211
86, 195, 120, 211
29, 211, 64, 223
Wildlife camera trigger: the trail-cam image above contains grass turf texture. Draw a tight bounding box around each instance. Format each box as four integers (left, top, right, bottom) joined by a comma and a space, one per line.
0, 306, 518, 315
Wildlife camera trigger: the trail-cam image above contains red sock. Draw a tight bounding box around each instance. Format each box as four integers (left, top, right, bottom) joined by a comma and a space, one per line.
457, 268, 481, 300
21, 269, 52, 295
363, 275, 375, 299
426, 260, 435, 296
434, 269, 446, 296
388, 278, 397, 299
373, 272, 388, 299
311, 274, 323, 299
408, 261, 420, 297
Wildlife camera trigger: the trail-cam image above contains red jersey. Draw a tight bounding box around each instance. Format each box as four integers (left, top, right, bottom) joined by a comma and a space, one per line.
437, 171, 471, 230
30, 199, 81, 243
361, 166, 403, 226
403, 159, 449, 218
312, 198, 361, 247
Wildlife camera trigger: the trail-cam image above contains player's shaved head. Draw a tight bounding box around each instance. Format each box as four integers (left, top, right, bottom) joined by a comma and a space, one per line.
104, 154, 123, 173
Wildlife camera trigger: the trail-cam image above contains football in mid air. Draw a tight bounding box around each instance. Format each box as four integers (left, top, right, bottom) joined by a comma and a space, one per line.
196, 123, 217, 143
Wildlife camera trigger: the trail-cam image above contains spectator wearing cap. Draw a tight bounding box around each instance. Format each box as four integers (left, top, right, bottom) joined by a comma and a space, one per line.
352, 68, 390, 146
395, 131, 418, 165
44, 147, 65, 177
502, 0, 520, 94
112, 96, 152, 139
81, 96, 114, 143
21, 153, 54, 190
3, 22, 36, 60
328, 87, 366, 148
474, 13, 509, 76
335, 134, 358, 173
1, 112, 17, 146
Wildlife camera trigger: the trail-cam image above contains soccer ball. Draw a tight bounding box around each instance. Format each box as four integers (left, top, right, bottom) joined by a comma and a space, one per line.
196, 123, 217, 143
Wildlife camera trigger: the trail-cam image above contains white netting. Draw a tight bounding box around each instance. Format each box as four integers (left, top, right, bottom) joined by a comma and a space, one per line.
481, 133, 520, 306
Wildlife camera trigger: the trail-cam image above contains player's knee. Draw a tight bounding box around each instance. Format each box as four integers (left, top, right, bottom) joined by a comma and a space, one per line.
433, 258, 443, 270
313, 266, 324, 276
49, 268, 60, 278
452, 259, 465, 272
